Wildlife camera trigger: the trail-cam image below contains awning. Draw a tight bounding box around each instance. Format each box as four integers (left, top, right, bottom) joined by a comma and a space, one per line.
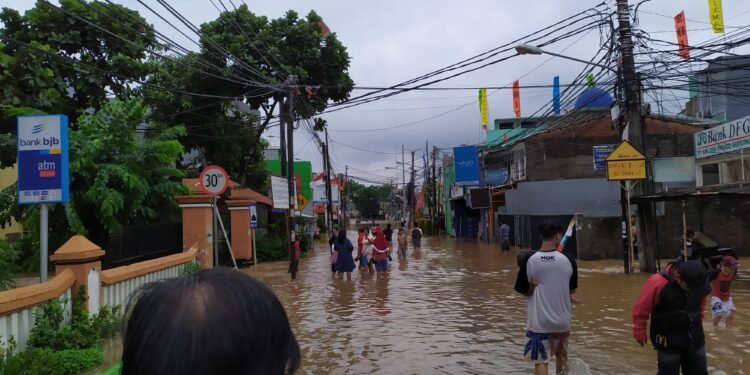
631, 183, 750, 203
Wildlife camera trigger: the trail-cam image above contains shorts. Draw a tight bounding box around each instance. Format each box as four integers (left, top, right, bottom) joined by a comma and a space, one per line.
412, 238, 421, 248
523, 331, 569, 364
711, 296, 735, 319
360, 256, 369, 267
375, 259, 388, 272
501, 239, 510, 251
398, 245, 407, 256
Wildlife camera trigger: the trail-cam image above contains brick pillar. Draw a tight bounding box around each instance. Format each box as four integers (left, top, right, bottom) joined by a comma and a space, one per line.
50, 236, 104, 313
177, 194, 214, 269
226, 188, 255, 267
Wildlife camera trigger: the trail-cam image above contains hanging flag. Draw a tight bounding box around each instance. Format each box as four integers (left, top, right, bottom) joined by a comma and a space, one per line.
557, 215, 578, 252
478, 88, 488, 130
674, 11, 690, 59
512, 80, 521, 118
552, 76, 560, 116
708, 0, 725, 33
586, 73, 595, 88
689, 76, 699, 98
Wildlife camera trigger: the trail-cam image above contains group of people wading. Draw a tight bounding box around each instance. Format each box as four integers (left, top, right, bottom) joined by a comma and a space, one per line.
329, 222, 423, 280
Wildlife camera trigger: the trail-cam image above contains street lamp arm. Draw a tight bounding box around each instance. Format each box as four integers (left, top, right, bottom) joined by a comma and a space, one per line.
515, 43, 617, 74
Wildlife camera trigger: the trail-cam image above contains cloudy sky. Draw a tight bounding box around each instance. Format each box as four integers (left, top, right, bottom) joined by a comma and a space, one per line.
6, 0, 750, 183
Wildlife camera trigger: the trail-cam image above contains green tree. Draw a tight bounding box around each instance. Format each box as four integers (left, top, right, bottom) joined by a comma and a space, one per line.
0, 99, 187, 248
349, 181, 390, 219
145, 5, 354, 187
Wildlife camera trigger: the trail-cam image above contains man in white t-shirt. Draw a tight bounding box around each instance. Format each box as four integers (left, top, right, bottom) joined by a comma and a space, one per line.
514, 221, 578, 375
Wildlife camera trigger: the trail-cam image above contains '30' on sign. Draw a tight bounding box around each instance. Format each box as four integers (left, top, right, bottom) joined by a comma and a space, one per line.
199, 166, 229, 196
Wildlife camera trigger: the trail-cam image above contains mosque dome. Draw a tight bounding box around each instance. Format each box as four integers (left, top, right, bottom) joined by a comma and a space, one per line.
574, 87, 614, 109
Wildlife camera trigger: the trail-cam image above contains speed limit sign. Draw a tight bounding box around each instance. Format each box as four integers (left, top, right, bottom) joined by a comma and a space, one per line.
199, 166, 229, 196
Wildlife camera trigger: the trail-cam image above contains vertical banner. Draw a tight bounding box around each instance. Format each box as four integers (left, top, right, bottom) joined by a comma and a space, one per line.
552, 76, 561, 116
512, 80, 521, 118
478, 88, 488, 130
586, 73, 595, 88
674, 11, 690, 59
708, 0, 724, 33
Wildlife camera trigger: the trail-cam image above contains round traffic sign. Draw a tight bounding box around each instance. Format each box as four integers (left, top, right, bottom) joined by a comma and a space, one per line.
199, 166, 229, 196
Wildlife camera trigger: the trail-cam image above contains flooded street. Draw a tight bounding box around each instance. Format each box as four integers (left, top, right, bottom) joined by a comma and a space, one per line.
247, 233, 750, 374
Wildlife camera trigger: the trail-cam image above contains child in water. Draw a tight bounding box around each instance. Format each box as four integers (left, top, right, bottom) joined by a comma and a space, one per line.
711, 255, 739, 328
362, 235, 375, 273
397, 228, 408, 258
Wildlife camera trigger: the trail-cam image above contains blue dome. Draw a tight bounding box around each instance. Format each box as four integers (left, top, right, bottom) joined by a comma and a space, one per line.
574, 87, 614, 109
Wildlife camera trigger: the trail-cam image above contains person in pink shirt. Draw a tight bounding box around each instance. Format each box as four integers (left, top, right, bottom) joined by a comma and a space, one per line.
710, 256, 739, 328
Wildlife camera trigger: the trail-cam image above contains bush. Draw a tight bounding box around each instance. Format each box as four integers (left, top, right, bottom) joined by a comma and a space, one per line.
179, 260, 201, 276
298, 233, 311, 254
90, 305, 121, 341
316, 216, 327, 234
31, 348, 103, 375
255, 232, 287, 262
0, 239, 17, 291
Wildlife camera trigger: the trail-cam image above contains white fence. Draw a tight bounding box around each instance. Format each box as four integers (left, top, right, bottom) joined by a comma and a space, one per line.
102, 265, 183, 308
0, 288, 72, 351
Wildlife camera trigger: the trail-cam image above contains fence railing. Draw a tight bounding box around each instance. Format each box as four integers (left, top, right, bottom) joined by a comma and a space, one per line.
101, 251, 195, 308
0, 268, 75, 351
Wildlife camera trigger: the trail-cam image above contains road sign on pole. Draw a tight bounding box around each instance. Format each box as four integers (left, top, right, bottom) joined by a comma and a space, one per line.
199, 166, 229, 196
17, 114, 69, 283
606, 141, 647, 181
249, 203, 258, 229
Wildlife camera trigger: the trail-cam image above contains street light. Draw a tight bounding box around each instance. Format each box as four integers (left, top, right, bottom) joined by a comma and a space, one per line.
514, 43, 617, 73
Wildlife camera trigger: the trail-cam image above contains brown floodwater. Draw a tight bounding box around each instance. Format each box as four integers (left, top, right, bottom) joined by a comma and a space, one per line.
246, 233, 750, 374
91, 232, 750, 374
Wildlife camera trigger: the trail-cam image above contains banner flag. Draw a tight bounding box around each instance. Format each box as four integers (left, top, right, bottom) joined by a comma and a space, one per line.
708, 0, 724, 33
478, 88, 488, 130
512, 80, 521, 118
553, 76, 561, 116
674, 11, 690, 59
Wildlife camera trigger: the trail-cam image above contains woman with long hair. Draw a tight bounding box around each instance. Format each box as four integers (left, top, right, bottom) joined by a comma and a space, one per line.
334, 229, 356, 280
372, 227, 390, 275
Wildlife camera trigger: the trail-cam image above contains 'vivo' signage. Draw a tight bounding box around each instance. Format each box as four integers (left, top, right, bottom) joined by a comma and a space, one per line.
453, 145, 480, 186
17, 115, 69, 204
695, 115, 750, 159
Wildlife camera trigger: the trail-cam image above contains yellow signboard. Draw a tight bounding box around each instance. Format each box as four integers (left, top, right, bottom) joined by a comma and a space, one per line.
606, 140, 645, 161
607, 160, 646, 180
297, 194, 309, 210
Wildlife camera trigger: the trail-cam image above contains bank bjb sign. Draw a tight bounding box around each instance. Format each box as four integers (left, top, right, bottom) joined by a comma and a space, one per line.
695, 115, 750, 159
17, 115, 69, 204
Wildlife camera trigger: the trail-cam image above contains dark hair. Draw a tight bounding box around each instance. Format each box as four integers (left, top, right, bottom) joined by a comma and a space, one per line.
414, 222, 420, 227
539, 221, 564, 241
386, 224, 392, 229
357, 228, 363, 234
122, 268, 300, 375
686, 228, 695, 237
337, 228, 347, 243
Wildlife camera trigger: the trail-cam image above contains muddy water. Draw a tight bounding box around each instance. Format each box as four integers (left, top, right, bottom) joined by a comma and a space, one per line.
247, 233, 750, 374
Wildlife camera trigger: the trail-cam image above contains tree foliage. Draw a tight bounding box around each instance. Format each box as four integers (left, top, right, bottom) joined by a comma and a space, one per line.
145, 5, 354, 187
0, 99, 187, 248
349, 181, 391, 219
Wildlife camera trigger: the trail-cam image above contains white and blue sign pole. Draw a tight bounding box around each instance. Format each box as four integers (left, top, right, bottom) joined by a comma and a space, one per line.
249, 203, 258, 264
17, 115, 70, 282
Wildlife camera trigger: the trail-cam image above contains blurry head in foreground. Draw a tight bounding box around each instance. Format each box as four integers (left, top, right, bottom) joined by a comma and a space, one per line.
122, 267, 300, 375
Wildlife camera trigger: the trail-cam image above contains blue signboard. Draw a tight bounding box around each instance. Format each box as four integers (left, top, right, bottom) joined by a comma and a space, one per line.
484, 168, 509, 185
593, 144, 616, 171
249, 203, 258, 229
453, 146, 480, 186
17, 115, 69, 204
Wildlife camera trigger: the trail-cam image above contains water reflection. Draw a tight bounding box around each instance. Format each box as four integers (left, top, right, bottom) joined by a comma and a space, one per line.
245, 231, 750, 374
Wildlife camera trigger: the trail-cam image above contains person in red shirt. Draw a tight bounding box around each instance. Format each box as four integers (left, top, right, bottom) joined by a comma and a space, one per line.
710, 256, 739, 328
632, 261, 711, 375
356, 228, 367, 271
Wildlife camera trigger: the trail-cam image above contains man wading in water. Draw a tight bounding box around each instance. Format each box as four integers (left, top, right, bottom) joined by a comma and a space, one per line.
514, 221, 578, 375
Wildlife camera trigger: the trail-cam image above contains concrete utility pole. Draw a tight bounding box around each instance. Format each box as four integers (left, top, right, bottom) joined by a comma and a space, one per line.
324, 128, 334, 234
285, 76, 298, 280
616, 0, 656, 272
344, 165, 348, 230
432, 146, 438, 233
410, 150, 416, 226
402, 145, 406, 223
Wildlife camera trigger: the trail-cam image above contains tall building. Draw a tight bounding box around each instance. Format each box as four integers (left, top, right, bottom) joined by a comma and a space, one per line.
685, 55, 750, 122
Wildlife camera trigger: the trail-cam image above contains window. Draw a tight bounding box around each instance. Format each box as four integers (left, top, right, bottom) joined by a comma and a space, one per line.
701, 164, 719, 185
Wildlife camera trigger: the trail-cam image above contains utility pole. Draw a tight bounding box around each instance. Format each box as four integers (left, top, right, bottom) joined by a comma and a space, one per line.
344, 165, 348, 230
617, 0, 656, 272
285, 76, 298, 280
401, 145, 406, 223
410, 150, 415, 227
324, 128, 334, 235
432, 146, 437, 234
